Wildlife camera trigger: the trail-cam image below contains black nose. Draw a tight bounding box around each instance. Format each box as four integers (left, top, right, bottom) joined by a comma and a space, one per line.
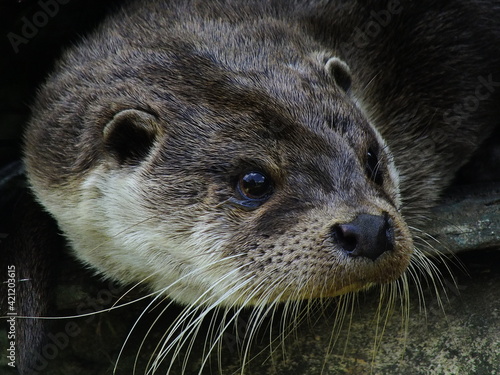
332, 213, 394, 261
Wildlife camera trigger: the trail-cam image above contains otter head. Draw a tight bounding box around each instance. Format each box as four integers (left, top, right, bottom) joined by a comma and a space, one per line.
25, 19, 412, 308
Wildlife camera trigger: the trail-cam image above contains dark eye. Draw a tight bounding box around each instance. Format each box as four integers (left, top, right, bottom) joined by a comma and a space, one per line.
366, 148, 384, 186
238, 171, 273, 200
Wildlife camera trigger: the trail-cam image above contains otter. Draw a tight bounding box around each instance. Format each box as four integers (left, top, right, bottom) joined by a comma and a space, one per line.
20, 0, 500, 372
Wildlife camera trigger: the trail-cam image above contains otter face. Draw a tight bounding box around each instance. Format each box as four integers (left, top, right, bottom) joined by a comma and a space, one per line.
37, 47, 412, 307
24, 15, 412, 307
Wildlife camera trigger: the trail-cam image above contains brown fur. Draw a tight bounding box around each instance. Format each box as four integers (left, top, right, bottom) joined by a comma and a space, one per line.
19, 0, 500, 371
24, 0, 500, 300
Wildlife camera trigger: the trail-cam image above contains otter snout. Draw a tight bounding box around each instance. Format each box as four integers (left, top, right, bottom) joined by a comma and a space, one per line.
332, 213, 394, 261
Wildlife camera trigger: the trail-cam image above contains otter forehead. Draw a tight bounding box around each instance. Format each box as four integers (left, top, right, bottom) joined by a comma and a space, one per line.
135, 65, 386, 205
69, 30, 382, 185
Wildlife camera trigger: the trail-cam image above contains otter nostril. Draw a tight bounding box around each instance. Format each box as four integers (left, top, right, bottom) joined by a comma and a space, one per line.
331, 213, 395, 261
332, 223, 358, 253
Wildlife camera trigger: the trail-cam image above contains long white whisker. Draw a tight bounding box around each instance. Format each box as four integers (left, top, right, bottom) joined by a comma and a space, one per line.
151, 266, 256, 374
113, 253, 245, 374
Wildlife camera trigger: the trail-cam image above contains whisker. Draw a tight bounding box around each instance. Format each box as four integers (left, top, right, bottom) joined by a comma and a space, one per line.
150, 265, 256, 374
112, 253, 246, 374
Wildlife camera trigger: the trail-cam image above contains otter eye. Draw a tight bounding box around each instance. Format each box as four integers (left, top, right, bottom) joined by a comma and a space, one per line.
366, 149, 384, 186
238, 171, 273, 200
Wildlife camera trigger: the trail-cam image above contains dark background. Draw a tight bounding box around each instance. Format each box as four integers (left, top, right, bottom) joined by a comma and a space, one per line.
0, 0, 125, 167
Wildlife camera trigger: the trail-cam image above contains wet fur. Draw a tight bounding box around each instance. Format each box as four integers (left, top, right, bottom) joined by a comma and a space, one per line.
19, 0, 500, 373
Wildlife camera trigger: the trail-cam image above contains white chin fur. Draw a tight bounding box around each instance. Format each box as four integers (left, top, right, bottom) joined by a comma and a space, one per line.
37, 166, 243, 307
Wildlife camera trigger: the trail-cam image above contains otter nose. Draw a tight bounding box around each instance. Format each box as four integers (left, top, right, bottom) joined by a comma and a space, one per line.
332, 213, 394, 261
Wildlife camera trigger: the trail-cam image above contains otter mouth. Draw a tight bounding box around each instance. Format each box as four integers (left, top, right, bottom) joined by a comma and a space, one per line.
221, 208, 414, 307
308, 282, 377, 300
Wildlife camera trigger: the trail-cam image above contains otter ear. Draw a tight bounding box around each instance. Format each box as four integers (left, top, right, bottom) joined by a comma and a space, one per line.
103, 109, 161, 165
325, 57, 352, 93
